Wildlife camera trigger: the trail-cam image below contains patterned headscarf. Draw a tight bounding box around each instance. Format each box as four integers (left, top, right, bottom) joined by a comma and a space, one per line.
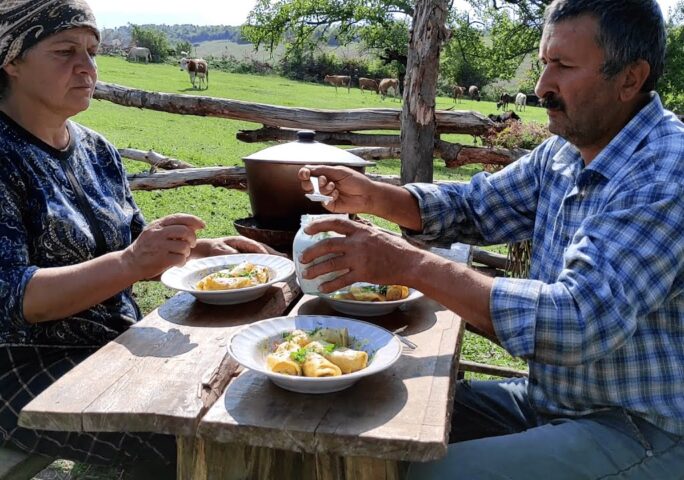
0, 0, 99, 69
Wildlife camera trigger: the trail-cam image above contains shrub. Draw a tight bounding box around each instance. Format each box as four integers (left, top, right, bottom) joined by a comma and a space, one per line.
484, 121, 551, 150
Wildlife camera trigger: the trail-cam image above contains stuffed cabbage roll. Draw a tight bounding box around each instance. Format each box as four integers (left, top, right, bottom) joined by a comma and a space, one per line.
196, 274, 253, 291
349, 285, 384, 302
287, 329, 311, 347
324, 347, 368, 374
305, 341, 367, 374
309, 328, 349, 347
385, 285, 409, 301
302, 352, 342, 377
267, 345, 302, 376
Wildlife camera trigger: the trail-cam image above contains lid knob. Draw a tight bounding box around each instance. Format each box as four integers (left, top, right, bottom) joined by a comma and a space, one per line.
297, 130, 316, 143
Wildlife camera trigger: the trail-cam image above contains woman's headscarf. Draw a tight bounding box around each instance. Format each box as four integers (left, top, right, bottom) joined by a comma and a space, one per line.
0, 0, 99, 69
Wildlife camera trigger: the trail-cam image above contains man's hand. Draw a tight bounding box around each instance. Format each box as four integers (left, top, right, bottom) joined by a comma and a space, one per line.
298, 216, 422, 293
122, 213, 205, 280
298, 165, 377, 215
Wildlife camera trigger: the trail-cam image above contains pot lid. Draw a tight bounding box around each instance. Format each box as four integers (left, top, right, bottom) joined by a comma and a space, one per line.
243, 130, 374, 166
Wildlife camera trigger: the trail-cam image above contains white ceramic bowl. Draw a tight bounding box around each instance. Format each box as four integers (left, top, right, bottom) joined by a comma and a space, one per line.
228, 315, 403, 394
321, 283, 424, 317
161, 254, 295, 305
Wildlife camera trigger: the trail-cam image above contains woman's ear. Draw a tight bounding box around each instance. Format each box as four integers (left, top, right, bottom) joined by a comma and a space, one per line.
2, 59, 21, 78
618, 59, 651, 101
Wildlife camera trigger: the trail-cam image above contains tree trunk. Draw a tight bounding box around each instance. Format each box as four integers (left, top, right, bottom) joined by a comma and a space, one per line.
400, 0, 450, 184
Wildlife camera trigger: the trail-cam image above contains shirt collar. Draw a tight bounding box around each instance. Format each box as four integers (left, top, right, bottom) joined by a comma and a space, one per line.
549, 92, 664, 180
587, 92, 664, 180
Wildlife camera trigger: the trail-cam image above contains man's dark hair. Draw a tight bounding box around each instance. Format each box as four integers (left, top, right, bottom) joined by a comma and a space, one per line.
545, 0, 666, 91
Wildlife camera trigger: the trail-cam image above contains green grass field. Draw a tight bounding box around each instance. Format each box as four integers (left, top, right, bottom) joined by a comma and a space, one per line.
36, 55, 531, 479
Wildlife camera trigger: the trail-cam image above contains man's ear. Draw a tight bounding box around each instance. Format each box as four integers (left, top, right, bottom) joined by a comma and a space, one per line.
618, 59, 651, 101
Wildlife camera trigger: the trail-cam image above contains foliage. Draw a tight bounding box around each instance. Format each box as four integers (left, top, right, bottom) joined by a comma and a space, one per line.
278, 47, 393, 82
483, 120, 551, 150
660, 1, 684, 113
175, 40, 193, 57
130, 25, 171, 62
242, 0, 412, 76
102, 24, 246, 47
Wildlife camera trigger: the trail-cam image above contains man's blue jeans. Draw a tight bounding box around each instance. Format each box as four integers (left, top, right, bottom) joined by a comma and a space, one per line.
407, 378, 684, 479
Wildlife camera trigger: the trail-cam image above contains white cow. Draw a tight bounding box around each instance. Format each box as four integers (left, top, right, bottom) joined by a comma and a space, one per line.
127, 47, 151, 63
515, 92, 527, 111
179, 57, 209, 90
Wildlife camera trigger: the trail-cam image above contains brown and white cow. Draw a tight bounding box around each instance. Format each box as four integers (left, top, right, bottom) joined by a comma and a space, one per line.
453, 85, 465, 103
379, 78, 400, 100
324, 75, 351, 93
179, 57, 209, 90
358, 77, 379, 94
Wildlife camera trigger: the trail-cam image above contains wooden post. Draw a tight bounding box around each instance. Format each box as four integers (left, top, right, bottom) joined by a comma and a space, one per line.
400, 0, 450, 184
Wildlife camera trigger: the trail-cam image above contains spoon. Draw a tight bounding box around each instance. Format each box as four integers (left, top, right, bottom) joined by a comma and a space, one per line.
392, 325, 417, 350
305, 176, 333, 203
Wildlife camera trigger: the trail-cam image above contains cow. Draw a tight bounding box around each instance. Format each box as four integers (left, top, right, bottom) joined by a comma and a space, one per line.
358, 77, 379, 94
468, 85, 481, 101
379, 78, 400, 100
488, 110, 521, 123
127, 47, 151, 63
526, 93, 540, 107
515, 92, 527, 111
496, 93, 515, 110
179, 57, 209, 90
324, 75, 351, 93
453, 85, 465, 103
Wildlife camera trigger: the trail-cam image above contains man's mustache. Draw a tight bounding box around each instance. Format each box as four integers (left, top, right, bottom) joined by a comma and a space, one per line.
540, 94, 564, 111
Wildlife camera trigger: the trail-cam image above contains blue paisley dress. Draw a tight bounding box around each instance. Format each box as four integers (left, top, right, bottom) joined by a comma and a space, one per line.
0, 112, 175, 470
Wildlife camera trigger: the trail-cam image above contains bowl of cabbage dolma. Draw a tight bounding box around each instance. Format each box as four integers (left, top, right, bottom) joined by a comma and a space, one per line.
228, 315, 402, 393
161, 254, 295, 305
322, 282, 423, 316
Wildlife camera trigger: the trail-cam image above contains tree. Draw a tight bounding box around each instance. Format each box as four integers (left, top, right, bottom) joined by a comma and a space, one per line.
243, 0, 413, 85
130, 25, 171, 63
401, 0, 451, 183
660, 1, 684, 113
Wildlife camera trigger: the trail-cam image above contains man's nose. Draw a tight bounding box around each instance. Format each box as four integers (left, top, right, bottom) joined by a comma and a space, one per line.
534, 65, 555, 100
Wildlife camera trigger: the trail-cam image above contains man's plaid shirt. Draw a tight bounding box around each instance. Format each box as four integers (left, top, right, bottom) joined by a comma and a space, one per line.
404, 93, 684, 435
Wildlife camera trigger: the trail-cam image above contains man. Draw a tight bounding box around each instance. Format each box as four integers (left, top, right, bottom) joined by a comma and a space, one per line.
297, 0, 684, 477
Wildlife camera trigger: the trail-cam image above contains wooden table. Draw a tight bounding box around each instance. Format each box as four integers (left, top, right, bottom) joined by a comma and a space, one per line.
19, 282, 464, 480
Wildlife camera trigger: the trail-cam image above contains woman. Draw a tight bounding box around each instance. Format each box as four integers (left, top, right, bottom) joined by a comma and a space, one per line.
0, 1, 274, 476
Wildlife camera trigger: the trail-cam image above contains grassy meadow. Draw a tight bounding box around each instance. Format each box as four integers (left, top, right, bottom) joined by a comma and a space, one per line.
76, 55, 531, 369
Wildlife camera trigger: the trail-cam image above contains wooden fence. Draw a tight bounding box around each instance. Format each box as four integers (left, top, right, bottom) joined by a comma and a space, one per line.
97, 82, 524, 273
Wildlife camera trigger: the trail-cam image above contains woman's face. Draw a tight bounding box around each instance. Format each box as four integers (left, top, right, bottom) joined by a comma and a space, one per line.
3, 27, 99, 118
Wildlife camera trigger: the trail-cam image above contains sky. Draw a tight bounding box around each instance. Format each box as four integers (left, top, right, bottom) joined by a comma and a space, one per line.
90, 0, 679, 29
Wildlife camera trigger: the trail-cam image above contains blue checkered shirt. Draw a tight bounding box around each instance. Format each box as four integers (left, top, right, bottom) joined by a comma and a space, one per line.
404, 93, 684, 435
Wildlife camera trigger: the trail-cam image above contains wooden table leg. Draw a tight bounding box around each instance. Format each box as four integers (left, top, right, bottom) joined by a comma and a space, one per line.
178, 438, 409, 480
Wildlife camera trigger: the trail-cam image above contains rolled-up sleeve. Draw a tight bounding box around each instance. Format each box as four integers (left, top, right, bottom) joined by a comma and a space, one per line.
402, 138, 555, 247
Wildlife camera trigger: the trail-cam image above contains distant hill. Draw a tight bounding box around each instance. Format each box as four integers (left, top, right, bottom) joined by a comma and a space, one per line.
100, 24, 248, 48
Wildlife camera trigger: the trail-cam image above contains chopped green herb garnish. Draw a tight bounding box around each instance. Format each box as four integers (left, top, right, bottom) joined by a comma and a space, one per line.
308, 327, 321, 336
290, 348, 309, 364
324, 343, 336, 353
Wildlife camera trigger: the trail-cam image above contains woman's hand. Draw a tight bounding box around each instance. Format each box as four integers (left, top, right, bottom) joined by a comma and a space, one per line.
122, 213, 205, 280
298, 166, 377, 215
195, 236, 286, 257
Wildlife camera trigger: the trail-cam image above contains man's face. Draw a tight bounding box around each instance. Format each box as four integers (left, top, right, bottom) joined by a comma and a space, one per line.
535, 15, 623, 151
6, 27, 99, 118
